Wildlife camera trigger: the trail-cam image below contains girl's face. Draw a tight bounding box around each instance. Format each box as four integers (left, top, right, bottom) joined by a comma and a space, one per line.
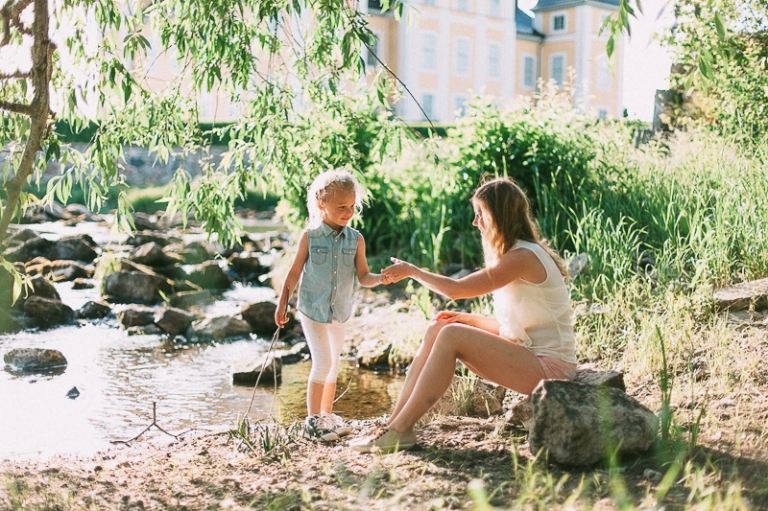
472, 201, 490, 236
319, 190, 356, 231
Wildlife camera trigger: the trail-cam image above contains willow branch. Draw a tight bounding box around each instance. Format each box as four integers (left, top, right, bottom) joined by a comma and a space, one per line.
0, 70, 31, 80
1, 0, 34, 45
0, 100, 32, 115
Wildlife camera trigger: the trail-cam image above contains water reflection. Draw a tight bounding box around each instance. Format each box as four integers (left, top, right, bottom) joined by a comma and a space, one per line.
0, 321, 402, 460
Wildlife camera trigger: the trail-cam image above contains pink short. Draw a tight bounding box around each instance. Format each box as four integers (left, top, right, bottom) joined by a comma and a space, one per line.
537, 356, 577, 381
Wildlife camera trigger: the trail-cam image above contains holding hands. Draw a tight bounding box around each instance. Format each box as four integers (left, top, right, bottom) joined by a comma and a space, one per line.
381, 257, 416, 283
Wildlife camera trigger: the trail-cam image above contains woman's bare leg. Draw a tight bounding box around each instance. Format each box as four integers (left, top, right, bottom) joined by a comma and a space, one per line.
388, 324, 546, 434
388, 320, 448, 424
307, 381, 325, 416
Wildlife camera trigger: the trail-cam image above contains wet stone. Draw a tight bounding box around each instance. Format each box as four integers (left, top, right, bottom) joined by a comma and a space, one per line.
241, 301, 280, 337
4, 348, 68, 373
118, 305, 156, 328
24, 296, 74, 327
76, 300, 112, 320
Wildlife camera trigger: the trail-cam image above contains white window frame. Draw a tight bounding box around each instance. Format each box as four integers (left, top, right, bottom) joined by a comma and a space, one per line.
454, 94, 469, 118
454, 37, 471, 76
522, 54, 536, 89
456, 0, 470, 12
421, 92, 435, 120
596, 55, 612, 91
551, 11, 567, 33
423, 33, 437, 71
550, 52, 565, 86
489, 0, 501, 17
488, 43, 501, 79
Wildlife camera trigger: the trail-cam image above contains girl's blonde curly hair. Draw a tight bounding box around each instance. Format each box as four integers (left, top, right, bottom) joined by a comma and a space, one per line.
307, 169, 366, 228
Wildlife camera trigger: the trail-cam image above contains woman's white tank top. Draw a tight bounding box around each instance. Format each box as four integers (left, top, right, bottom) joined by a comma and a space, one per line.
492, 240, 577, 364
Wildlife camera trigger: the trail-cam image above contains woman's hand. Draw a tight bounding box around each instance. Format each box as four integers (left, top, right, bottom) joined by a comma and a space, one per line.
275, 305, 289, 328
433, 310, 475, 326
381, 257, 416, 283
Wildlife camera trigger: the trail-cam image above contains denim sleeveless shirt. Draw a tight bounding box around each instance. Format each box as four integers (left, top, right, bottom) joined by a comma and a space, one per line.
298, 223, 359, 324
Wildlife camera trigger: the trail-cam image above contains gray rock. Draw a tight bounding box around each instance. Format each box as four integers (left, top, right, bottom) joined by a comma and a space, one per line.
4, 348, 67, 372
527, 380, 658, 466
272, 342, 308, 364
118, 305, 156, 328
76, 300, 112, 320
574, 367, 626, 392
130, 242, 181, 268
568, 253, 590, 277
186, 261, 233, 290
713, 277, 768, 311
154, 306, 198, 336
356, 338, 392, 368
169, 289, 212, 309
18, 275, 61, 304
66, 386, 80, 399
103, 271, 172, 304
126, 324, 164, 336
23, 296, 74, 327
186, 315, 252, 341
228, 252, 269, 280
241, 301, 279, 336
232, 353, 282, 385
6, 235, 98, 263
50, 261, 92, 282
125, 231, 174, 248
164, 241, 214, 264
72, 278, 95, 290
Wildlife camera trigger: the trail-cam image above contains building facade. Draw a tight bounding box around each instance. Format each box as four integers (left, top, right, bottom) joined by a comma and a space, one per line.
365, 0, 624, 122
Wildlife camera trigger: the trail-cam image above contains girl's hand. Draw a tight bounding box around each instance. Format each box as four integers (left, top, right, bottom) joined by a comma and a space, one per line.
382, 257, 414, 283
275, 306, 289, 328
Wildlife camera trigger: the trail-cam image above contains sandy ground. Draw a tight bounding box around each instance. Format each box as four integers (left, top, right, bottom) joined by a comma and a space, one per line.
2, 297, 768, 510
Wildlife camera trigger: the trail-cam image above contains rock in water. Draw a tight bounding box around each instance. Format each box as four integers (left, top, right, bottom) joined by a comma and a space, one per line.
232, 353, 282, 385
66, 386, 80, 399
527, 380, 658, 466
4, 348, 68, 373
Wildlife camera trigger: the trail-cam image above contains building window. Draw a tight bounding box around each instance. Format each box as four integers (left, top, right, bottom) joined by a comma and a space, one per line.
596, 55, 612, 91
488, 43, 501, 79
422, 93, 435, 120
454, 95, 469, 117
423, 33, 437, 71
551, 13, 566, 32
598, 13, 611, 33
597, 107, 609, 119
489, 0, 501, 17
423, 0, 435, 4
366, 34, 380, 68
368, 0, 383, 12
550, 54, 565, 86
523, 55, 535, 88
456, 0, 469, 12
455, 38, 470, 76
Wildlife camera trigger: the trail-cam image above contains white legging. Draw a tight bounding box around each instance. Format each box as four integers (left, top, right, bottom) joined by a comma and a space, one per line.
300, 312, 346, 384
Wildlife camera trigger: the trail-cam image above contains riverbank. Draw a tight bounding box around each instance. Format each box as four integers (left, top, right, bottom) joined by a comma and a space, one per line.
2, 293, 768, 510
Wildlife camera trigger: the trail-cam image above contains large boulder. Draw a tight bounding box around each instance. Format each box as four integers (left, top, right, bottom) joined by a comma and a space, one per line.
526, 380, 658, 466
228, 252, 270, 282
713, 277, 768, 311
129, 242, 182, 268
169, 289, 212, 309
232, 353, 282, 385
118, 305, 156, 328
4, 348, 67, 373
164, 241, 214, 264
3, 235, 98, 263
186, 315, 252, 341
241, 301, 279, 336
186, 261, 233, 290
19, 275, 61, 304
154, 306, 198, 336
23, 296, 74, 327
75, 300, 112, 320
103, 271, 172, 304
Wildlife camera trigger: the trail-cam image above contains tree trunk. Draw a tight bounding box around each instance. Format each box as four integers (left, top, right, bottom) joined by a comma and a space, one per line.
0, 0, 52, 248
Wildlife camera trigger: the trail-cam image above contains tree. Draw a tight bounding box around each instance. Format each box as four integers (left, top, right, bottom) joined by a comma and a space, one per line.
0, 0, 405, 256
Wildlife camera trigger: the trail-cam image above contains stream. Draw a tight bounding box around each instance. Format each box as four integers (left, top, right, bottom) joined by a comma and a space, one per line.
0, 220, 403, 460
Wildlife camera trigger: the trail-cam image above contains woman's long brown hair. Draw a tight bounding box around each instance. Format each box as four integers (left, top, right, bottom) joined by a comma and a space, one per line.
472, 177, 568, 278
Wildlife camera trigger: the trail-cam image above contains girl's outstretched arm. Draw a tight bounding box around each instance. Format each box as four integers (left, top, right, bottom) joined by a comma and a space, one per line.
275, 231, 309, 327
355, 235, 389, 287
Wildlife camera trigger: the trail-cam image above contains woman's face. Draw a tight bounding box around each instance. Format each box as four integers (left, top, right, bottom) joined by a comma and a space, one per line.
472, 201, 490, 235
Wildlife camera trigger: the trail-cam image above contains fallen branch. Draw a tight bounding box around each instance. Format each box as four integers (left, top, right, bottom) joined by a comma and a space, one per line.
110, 402, 188, 445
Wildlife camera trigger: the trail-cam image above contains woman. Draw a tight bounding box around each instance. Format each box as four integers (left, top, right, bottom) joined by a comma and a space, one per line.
352, 177, 577, 453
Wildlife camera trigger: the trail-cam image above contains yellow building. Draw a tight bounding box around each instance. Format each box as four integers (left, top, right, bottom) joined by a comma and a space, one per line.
366, 0, 624, 121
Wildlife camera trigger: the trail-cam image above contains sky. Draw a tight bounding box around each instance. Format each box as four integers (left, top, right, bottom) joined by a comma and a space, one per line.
521, 0, 674, 121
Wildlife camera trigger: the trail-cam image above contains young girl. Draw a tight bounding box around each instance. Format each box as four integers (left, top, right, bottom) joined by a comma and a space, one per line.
275, 169, 391, 427
352, 177, 577, 453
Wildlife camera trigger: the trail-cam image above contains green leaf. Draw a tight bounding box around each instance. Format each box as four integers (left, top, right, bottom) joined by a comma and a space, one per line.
714, 12, 726, 41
